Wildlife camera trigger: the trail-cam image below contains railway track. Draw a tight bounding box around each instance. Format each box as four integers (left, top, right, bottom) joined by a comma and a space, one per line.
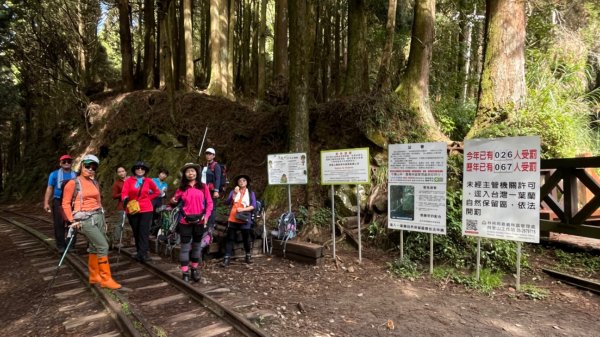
0, 209, 269, 337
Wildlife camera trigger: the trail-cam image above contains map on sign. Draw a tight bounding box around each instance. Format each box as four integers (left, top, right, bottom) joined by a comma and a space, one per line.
267, 153, 308, 185
320, 148, 370, 185
388, 142, 448, 234
462, 136, 541, 243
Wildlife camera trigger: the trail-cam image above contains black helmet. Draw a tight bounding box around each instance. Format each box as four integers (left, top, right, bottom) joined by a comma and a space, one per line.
131, 161, 150, 175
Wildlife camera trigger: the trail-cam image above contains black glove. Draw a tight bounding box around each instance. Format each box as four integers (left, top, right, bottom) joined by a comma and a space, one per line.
123, 198, 129, 209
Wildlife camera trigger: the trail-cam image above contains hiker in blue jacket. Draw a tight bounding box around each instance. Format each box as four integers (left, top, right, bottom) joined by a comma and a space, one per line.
43, 154, 77, 253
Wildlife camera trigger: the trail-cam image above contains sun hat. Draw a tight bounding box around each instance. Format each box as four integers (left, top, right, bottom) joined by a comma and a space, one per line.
59, 154, 72, 161
205, 148, 216, 155
131, 161, 150, 174
180, 162, 201, 175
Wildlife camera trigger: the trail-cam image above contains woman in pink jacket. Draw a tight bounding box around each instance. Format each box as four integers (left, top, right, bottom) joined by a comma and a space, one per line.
170, 163, 213, 282
121, 161, 160, 263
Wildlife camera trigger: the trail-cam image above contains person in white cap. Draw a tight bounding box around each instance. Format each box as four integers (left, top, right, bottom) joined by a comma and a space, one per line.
202, 147, 221, 228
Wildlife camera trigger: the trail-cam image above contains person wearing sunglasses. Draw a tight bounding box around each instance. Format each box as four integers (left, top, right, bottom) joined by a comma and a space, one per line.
44, 154, 76, 253
121, 161, 160, 263
61, 154, 121, 289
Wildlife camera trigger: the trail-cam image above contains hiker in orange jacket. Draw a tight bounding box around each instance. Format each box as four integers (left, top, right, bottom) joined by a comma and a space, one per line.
62, 154, 121, 290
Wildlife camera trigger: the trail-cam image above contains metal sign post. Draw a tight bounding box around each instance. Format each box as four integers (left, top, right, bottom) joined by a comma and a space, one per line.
357, 186, 362, 263
331, 185, 336, 260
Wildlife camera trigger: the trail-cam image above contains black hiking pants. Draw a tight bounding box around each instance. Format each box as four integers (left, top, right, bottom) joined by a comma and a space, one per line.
128, 211, 153, 260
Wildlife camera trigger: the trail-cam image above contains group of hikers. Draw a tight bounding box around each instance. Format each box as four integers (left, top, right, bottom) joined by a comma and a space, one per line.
43, 148, 258, 289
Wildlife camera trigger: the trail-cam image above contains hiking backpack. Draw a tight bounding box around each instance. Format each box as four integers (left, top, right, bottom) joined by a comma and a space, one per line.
276, 212, 297, 241
208, 161, 229, 193
252, 199, 264, 223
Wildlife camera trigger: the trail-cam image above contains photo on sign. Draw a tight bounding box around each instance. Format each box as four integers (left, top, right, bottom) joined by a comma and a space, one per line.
390, 185, 414, 221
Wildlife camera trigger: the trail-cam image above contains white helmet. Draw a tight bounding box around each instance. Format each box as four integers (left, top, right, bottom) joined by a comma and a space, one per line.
82, 154, 100, 165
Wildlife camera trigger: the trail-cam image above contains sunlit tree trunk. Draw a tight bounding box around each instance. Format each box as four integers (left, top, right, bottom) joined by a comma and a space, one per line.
343, 0, 368, 95
117, 0, 134, 91
183, 0, 194, 91
207, 0, 233, 99
374, 0, 397, 93
77, 0, 87, 87
468, 0, 526, 138
228, 0, 236, 94
395, 0, 448, 141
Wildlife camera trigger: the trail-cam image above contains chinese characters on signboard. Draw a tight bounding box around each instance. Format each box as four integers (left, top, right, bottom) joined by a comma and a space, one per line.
321, 148, 370, 185
388, 142, 448, 234
267, 153, 308, 185
462, 136, 540, 243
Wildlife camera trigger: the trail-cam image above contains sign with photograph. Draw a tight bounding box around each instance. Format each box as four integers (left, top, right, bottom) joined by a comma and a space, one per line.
320, 148, 370, 185
462, 136, 541, 243
267, 153, 308, 185
388, 142, 448, 234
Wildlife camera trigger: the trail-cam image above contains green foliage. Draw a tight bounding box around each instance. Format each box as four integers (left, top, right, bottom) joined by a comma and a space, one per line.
387, 257, 420, 279
432, 99, 477, 141
433, 266, 503, 295
555, 249, 600, 274
297, 206, 333, 228
520, 284, 549, 301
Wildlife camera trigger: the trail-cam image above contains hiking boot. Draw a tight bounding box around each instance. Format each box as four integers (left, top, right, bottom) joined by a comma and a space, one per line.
182, 271, 190, 283
221, 257, 230, 268
191, 268, 200, 282
245, 254, 253, 264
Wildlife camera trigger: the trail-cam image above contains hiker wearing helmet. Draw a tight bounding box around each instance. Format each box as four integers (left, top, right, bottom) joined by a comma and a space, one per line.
170, 163, 214, 282
61, 154, 121, 289
221, 174, 256, 267
121, 161, 160, 263
44, 154, 77, 253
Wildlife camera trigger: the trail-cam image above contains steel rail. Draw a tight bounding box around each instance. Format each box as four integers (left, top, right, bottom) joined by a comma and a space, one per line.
0, 214, 146, 337
542, 268, 600, 295
2, 209, 269, 337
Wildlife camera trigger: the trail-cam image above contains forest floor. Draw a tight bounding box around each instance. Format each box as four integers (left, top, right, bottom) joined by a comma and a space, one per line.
2, 203, 600, 337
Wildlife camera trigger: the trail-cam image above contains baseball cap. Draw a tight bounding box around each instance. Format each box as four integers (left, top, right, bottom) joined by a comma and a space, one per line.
59, 154, 72, 161
205, 148, 216, 155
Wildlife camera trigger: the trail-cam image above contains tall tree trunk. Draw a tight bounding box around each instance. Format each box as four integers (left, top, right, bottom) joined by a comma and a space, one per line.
288, 0, 315, 216
241, 0, 251, 94
321, 3, 331, 102
257, 0, 267, 98
468, 0, 526, 138
343, 0, 368, 95
183, 0, 194, 91
395, 0, 447, 141
456, 0, 474, 103
143, 0, 156, 89
77, 0, 87, 87
117, 0, 134, 91
228, 0, 237, 94
207, 0, 233, 99
168, 0, 179, 90
469, 10, 484, 99
158, 0, 176, 122
332, 1, 341, 95
374, 0, 397, 93
251, 0, 259, 93
273, 0, 288, 80
310, 3, 321, 101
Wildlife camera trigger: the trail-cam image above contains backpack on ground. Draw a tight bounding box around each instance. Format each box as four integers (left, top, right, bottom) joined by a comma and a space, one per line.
272, 212, 297, 255
209, 161, 229, 193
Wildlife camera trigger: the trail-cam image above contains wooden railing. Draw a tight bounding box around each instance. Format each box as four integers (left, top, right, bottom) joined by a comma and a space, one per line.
540, 156, 600, 239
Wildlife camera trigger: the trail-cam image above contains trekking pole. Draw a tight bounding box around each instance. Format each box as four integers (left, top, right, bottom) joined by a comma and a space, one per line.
197, 126, 209, 162
36, 225, 78, 315
116, 211, 126, 263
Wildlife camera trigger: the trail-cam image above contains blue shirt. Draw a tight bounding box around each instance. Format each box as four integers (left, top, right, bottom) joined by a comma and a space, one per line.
152, 178, 168, 197
48, 169, 76, 199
